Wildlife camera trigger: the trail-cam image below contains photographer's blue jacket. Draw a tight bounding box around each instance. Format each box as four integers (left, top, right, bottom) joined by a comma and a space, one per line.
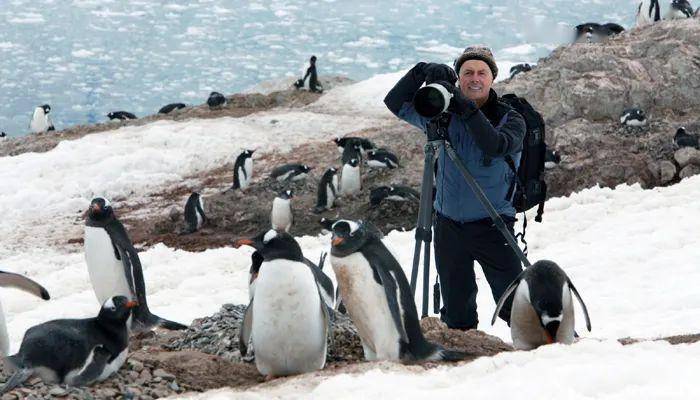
384, 64, 526, 223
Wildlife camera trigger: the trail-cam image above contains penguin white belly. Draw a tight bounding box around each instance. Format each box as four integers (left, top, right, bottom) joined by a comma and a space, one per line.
290, 172, 307, 181
196, 197, 204, 228
98, 348, 128, 381
271, 199, 292, 232
325, 185, 335, 209
366, 160, 388, 169
510, 282, 547, 350
30, 111, 48, 133
244, 158, 253, 181
238, 168, 249, 189
252, 259, 326, 376
331, 253, 401, 361
0, 300, 8, 356
84, 227, 132, 304
340, 166, 361, 195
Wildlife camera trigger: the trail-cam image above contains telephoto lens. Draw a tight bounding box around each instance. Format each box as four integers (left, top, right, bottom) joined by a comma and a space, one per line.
413, 83, 453, 119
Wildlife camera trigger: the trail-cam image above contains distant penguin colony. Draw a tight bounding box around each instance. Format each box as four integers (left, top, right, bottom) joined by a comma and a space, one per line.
509, 63, 532, 79
107, 111, 137, 121
620, 107, 647, 126
491, 260, 592, 350
207, 92, 227, 109
0, 296, 136, 393
674, 127, 699, 149
270, 163, 311, 182
636, 0, 661, 26
271, 190, 294, 232
183, 192, 206, 234
329, 219, 465, 362
232, 150, 255, 190
234, 230, 331, 377
29, 104, 54, 133
666, 0, 694, 19
84, 197, 187, 333
158, 103, 186, 114
0, 271, 50, 356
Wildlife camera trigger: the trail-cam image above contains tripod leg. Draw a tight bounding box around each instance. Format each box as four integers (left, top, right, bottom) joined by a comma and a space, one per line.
411, 142, 440, 297
421, 239, 431, 318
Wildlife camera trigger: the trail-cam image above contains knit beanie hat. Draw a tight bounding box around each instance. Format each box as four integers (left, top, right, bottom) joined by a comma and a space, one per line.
454, 46, 498, 79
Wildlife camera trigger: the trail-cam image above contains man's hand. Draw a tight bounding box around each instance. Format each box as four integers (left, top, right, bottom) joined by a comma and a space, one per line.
433, 80, 477, 116
424, 63, 457, 85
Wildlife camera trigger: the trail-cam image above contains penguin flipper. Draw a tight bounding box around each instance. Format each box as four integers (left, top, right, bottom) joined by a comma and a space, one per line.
0, 368, 33, 395
317, 252, 327, 270
0, 271, 50, 300
374, 265, 409, 343
491, 271, 526, 325
568, 279, 592, 332
65, 345, 111, 386
239, 299, 254, 357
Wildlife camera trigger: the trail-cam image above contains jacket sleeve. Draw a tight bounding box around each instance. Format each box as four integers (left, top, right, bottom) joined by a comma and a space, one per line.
460, 109, 526, 157
384, 63, 431, 130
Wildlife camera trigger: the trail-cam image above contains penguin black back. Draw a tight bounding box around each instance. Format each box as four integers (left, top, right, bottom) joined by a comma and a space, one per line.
158, 103, 186, 114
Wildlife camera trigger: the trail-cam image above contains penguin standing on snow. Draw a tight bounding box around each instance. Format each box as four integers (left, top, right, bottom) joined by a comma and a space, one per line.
340, 158, 362, 195
158, 103, 186, 114
620, 107, 647, 126
29, 105, 54, 133
314, 167, 339, 213
84, 198, 187, 332
329, 219, 465, 362
0, 296, 136, 394
666, 0, 694, 19
636, 0, 661, 26
207, 92, 226, 109
0, 271, 50, 356
232, 150, 255, 190
491, 260, 592, 350
106, 111, 136, 121
183, 192, 206, 234
271, 190, 294, 232
366, 149, 399, 169
270, 163, 311, 182
234, 230, 331, 377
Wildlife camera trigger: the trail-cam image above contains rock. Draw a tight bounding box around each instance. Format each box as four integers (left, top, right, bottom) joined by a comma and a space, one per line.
153, 369, 175, 381
128, 359, 144, 372
674, 147, 700, 168
658, 160, 678, 184
48, 387, 67, 397
680, 164, 700, 179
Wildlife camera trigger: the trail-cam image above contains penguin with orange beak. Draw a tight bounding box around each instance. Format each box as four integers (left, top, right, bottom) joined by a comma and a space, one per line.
491, 260, 592, 350
1, 296, 138, 393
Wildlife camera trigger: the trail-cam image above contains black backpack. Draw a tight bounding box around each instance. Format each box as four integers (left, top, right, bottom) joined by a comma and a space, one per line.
499, 94, 547, 252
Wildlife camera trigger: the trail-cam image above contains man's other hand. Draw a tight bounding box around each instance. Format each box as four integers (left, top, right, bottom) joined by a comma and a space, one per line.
424, 63, 458, 85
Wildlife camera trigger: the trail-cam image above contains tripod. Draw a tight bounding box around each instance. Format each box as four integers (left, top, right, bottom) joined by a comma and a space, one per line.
410, 113, 532, 318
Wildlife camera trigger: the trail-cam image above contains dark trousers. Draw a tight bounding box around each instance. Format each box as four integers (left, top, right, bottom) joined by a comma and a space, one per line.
434, 213, 523, 330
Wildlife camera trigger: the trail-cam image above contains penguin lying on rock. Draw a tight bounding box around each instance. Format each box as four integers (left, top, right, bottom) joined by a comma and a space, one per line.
491, 260, 592, 350
0, 271, 50, 356
330, 219, 467, 362
0, 296, 136, 393
234, 230, 333, 377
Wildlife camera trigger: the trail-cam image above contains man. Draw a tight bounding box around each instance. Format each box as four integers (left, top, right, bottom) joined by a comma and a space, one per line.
384, 46, 526, 330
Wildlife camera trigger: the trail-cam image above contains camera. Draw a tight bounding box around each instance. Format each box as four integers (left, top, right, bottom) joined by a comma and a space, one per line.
413, 83, 453, 119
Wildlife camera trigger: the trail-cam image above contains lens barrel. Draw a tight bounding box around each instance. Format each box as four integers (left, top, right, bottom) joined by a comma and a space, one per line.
413, 83, 453, 119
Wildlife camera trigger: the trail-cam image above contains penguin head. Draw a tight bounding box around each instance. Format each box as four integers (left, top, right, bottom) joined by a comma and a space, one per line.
348, 158, 359, 167
88, 197, 113, 220
234, 229, 304, 262
533, 298, 564, 344
330, 219, 368, 256
107, 112, 115, 119
370, 186, 390, 206
301, 165, 312, 173
676, 127, 687, 137
41, 104, 51, 114
98, 296, 138, 324
278, 189, 293, 200
245, 149, 255, 157
319, 217, 337, 232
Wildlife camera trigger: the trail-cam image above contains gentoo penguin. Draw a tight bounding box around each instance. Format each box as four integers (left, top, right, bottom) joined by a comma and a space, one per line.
158, 103, 186, 114
509, 63, 532, 79
574, 23, 623, 43
271, 190, 294, 232
0, 132, 6, 138
270, 163, 312, 182
232, 150, 255, 190
329, 219, 465, 362
366, 149, 399, 169
341, 143, 363, 164
183, 192, 206, 234
84, 197, 187, 332
369, 186, 420, 206
0, 296, 136, 393
544, 149, 562, 169
207, 92, 226, 109
106, 111, 136, 121
666, 0, 694, 19
674, 127, 699, 149
234, 230, 331, 377
332, 137, 376, 155
29, 104, 54, 133
620, 107, 647, 126
491, 260, 592, 350
636, 0, 661, 26
0, 271, 50, 356
248, 251, 264, 301
340, 158, 361, 195
314, 167, 339, 214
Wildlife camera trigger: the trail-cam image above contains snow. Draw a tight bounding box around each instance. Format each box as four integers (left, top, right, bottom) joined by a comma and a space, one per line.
1, 72, 699, 399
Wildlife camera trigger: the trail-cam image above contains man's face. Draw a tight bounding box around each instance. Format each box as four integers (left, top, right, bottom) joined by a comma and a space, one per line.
458, 60, 493, 103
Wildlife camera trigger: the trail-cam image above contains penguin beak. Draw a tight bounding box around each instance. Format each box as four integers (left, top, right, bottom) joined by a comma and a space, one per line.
234, 238, 254, 249
544, 331, 554, 344
331, 236, 344, 246
91, 204, 101, 212
125, 301, 139, 309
